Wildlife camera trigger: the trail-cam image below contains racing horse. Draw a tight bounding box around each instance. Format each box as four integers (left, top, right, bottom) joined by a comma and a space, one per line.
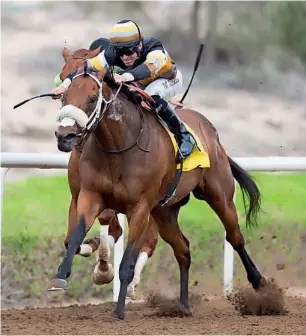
48, 61, 267, 320
56, 46, 159, 298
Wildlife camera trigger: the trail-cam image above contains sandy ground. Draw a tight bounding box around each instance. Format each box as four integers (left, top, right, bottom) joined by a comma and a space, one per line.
2, 290, 306, 335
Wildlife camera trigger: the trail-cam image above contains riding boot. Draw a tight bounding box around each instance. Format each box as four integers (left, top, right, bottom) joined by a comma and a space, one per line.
152, 95, 195, 162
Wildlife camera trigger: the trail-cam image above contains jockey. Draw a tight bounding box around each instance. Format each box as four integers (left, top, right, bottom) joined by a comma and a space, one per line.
52, 20, 195, 159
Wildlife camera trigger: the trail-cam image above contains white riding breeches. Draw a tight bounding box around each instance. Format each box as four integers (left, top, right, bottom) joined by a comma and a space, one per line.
144, 69, 183, 102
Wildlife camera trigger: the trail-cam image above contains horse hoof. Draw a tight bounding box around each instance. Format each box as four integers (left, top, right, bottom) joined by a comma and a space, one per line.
47, 278, 68, 291
184, 308, 192, 317
127, 283, 136, 300
114, 309, 125, 320
254, 276, 268, 291
179, 303, 192, 317
78, 243, 93, 257
93, 263, 114, 285
259, 276, 268, 287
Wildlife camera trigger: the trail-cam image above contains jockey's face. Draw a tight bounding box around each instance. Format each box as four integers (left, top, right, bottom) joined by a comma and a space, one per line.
118, 42, 142, 67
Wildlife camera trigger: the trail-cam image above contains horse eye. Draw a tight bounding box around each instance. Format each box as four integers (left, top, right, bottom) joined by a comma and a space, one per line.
89, 96, 97, 104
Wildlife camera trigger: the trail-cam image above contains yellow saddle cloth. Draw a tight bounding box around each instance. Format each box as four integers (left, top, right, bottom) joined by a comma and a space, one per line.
161, 121, 210, 171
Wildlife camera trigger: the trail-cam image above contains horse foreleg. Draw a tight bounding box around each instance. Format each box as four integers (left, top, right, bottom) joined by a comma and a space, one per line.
64, 196, 97, 257
127, 224, 158, 299
48, 189, 104, 291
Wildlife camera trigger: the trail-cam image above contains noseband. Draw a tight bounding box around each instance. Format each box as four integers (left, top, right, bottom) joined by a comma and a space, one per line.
66, 62, 122, 139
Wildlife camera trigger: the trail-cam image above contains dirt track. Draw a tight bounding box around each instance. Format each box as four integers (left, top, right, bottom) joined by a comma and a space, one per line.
2, 293, 306, 335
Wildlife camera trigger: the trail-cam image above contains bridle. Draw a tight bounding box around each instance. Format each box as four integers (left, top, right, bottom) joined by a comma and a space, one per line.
73, 71, 117, 139
64, 60, 148, 154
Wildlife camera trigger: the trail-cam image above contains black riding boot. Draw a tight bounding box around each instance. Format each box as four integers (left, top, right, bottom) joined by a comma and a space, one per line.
152, 95, 195, 162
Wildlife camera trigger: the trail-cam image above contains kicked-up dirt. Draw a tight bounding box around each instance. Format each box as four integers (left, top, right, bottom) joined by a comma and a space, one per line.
2, 287, 306, 335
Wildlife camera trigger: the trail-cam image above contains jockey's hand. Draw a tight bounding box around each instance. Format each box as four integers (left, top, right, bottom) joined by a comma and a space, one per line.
114, 74, 125, 84
52, 86, 66, 99
114, 72, 135, 84
170, 98, 184, 108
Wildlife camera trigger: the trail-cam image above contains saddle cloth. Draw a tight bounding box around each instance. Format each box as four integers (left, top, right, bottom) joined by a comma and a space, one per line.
125, 84, 210, 171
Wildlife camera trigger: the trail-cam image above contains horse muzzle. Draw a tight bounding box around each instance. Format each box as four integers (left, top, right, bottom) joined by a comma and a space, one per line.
55, 131, 77, 152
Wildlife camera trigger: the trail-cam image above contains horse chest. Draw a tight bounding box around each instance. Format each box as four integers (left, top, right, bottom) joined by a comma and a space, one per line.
84, 171, 140, 204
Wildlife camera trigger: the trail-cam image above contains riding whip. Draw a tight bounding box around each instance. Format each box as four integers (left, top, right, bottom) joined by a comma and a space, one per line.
179, 43, 204, 103
13, 93, 55, 109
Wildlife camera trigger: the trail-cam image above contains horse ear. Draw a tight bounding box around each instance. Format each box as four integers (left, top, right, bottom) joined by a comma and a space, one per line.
62, 47, 71, 62
89, 46, 101, 57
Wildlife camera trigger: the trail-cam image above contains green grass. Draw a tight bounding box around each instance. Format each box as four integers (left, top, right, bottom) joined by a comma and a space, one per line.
2, 172, 306, 248
2, 171, 306, 303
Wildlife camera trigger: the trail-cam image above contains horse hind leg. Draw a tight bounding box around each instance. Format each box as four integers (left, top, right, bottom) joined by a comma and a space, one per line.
127, 224, 158, 299
93, 234, 114, 285
126, 251, 148, 299
193, 168, 264, 291
79, 209, 122, 259
93, 210, 122, 285
151, 205, 191, 314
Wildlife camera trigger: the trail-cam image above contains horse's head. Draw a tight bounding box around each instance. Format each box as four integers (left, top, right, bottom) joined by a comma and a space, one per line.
55, 65, 111, 152
59, 47, 101, 81
53, 47, 102, 152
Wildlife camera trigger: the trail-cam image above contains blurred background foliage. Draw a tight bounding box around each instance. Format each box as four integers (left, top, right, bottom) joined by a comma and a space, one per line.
40, 1, 306, 72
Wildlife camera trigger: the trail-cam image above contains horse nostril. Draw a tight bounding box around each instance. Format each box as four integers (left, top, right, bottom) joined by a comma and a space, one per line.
56, 133, 64, 142
56, 132, 76, 142
65, 133, 77, 141
55, 131, 58, 137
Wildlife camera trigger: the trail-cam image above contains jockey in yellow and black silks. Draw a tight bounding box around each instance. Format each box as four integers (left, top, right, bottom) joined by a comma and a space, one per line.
52, 20, 195, 159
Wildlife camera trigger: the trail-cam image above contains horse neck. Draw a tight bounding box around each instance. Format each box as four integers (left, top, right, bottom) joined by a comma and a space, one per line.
94, 87, 143, 152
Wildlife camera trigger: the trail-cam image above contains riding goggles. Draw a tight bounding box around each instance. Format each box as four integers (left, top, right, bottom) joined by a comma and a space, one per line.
116, 45, 138, 57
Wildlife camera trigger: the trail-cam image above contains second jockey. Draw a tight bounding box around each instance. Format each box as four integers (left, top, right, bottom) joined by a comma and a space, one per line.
52, 20, 195, 159
53, 37, 120, 88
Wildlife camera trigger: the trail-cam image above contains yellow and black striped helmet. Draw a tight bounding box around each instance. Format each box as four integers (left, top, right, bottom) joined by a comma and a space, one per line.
109, 20, 142, 48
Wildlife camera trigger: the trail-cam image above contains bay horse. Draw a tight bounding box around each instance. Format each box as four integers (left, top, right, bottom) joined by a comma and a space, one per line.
57, 46, 159, 298
50, 64, 266, 320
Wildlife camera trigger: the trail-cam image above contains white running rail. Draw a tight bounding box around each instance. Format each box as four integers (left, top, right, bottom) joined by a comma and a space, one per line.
1, 152, 306, 299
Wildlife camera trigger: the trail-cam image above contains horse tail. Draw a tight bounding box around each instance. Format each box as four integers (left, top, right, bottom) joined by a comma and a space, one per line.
228, 156, 262, 229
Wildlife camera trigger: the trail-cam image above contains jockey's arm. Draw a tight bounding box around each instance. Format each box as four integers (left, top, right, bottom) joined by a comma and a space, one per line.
54, 73, 63, 87
87, 50, 109, 72
122, 49, 167, 82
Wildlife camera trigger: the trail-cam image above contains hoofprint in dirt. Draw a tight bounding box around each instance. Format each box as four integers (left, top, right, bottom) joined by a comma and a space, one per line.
2, 291, 306, 335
